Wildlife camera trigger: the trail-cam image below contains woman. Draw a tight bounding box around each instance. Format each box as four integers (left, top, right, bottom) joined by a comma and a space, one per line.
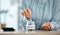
20, 0, 60, 30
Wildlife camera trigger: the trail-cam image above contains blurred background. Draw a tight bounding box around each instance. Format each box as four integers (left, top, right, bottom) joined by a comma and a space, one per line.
0, 0, 21, 30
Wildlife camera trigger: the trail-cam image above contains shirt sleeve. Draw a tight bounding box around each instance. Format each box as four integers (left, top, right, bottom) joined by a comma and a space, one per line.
19, 0, 33, 30
51, 0, 60, 30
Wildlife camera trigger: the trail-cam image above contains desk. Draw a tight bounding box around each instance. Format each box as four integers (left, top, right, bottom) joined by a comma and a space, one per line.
0, 30, 60, 35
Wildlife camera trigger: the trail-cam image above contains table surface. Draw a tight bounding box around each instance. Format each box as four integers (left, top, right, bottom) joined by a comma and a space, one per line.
0, 30, 60, 35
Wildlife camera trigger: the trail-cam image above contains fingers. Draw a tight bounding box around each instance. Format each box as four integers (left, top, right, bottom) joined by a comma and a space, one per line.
42, 24, 48, 30
46, 24, 51, 30
21, 8, 31, 18
22, 12, 25, 16
42, 22, 51, 31
43, 25, 48, 30
24, 9, 29, 16
24, 8, 31, 18
27, 8, 31, 16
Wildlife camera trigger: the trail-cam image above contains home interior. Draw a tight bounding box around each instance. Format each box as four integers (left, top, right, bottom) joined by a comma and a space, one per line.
0, 0, 60, 35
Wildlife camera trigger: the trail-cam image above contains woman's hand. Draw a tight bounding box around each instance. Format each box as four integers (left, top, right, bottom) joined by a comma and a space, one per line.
22, 8, 31, 19
42, 22, 51, 31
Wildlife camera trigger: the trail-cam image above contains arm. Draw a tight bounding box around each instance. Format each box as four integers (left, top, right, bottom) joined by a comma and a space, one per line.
42, 0, 60, 31
51, 0, 60, 30
51, 7, 60, 30
20, 0, 33, 29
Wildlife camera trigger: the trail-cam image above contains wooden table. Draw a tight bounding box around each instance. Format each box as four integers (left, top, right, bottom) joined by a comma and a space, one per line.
0, 30, 60, 35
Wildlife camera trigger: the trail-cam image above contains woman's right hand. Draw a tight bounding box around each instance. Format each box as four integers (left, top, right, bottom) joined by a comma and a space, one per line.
22, 8, 31, 19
